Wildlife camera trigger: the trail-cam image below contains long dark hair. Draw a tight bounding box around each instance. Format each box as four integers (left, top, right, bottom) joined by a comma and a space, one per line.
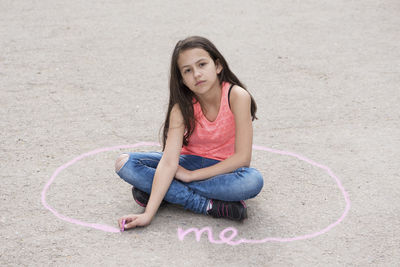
160, 36, 258, 151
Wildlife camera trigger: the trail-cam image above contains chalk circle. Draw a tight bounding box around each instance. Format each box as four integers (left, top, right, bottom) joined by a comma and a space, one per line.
41, 142, 351, 244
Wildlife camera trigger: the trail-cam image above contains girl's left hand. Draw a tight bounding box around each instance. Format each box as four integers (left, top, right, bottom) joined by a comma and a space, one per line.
175, 165, 194, 183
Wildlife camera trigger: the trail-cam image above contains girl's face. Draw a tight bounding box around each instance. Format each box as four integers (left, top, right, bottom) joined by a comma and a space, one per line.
177, 48, 222, 95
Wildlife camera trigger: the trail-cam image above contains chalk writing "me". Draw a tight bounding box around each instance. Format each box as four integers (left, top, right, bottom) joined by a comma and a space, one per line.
178, 227, 244, 245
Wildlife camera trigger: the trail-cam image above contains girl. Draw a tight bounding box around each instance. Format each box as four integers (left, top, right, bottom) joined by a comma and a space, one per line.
115, 36, 264, 230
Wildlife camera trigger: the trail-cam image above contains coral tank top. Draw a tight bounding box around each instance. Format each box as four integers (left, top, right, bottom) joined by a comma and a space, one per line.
180, 81, 235, 161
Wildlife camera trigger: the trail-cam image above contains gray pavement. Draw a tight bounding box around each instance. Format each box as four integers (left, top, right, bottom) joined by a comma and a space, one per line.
1, 0, 399, 266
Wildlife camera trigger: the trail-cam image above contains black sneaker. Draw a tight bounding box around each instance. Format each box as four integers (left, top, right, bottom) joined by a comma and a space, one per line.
131, 187, 167, 207
206, 199, 248, 221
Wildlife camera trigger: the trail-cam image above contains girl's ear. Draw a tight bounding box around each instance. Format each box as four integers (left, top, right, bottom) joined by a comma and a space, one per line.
215, 59, 223, 74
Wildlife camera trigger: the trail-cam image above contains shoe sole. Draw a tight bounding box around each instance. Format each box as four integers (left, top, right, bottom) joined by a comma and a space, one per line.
131, 187, 167, 208
134, 198, 147, 207
132, 187, 148, 207
240, 200, 248, 220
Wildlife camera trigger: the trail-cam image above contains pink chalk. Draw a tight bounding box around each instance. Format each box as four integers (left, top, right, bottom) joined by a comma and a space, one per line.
41, 142, 351, 245
121, 219, 126, 232
41, 142, 159, 233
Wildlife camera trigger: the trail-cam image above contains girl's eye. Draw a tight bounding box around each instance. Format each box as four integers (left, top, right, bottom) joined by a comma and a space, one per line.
183, 62, 206, 74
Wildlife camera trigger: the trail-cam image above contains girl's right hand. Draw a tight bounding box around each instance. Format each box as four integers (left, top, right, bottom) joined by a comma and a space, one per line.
118, 213, 152, 230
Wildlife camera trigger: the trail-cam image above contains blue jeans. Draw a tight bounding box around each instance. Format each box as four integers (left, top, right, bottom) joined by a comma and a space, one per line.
116, 152, 264, 215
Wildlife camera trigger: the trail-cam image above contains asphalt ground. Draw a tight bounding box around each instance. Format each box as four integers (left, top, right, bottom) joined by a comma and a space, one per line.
1, 0, 399, 266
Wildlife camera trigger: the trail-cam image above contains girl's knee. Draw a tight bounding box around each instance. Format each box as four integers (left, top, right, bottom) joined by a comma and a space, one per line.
115, 153, 130, 173
246, 168, 264, 195
226, 168, 264, 200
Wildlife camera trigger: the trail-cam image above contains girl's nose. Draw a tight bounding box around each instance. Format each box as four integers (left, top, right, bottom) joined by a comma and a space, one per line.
193, 67, 201, 78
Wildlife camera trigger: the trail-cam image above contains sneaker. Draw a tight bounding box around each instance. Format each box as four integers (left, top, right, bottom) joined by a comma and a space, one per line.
206, 199, 248, 221
131, 187, 167, 207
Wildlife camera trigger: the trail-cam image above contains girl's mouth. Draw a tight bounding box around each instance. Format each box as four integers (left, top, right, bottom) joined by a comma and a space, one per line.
196, 81, 205, 86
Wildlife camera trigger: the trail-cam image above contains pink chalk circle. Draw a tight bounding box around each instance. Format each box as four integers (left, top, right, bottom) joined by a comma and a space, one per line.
41, 142, 160, 233
41, 142, 351, 245
179, 145, 351, 245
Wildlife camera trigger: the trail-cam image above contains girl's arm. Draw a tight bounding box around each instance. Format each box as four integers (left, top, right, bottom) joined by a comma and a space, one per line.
118, 104, 184, 229
144, 104, 185, 218
177, 85, 253, 182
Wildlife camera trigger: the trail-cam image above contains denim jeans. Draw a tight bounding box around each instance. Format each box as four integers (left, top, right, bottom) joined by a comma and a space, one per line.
116, 152, 264, 215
